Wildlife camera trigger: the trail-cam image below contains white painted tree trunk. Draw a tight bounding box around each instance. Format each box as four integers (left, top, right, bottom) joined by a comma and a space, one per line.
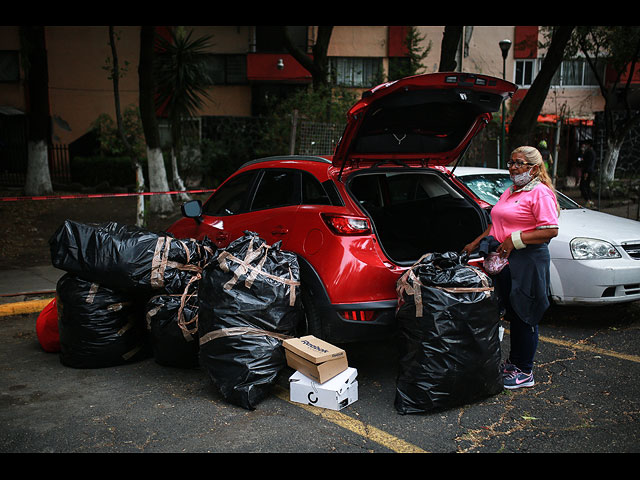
171, 149, 192, 203
146, 146, 174, 214
134, 162, 146, 227
602, 138, 622, 184
24, 140, 52, 196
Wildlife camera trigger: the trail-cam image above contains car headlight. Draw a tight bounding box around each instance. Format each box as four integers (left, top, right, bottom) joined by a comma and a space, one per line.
570, 237, 621, 259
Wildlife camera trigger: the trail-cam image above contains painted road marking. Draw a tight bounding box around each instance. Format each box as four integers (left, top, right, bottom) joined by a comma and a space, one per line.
504, 329, 640, 364
273, 385, 428, 453
0, 298, 53, 317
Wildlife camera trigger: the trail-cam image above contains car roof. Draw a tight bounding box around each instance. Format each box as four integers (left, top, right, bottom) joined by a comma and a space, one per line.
448, 166, 509, 176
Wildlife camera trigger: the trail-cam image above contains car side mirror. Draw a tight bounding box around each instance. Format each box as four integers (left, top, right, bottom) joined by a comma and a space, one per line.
181, 199, 203, 223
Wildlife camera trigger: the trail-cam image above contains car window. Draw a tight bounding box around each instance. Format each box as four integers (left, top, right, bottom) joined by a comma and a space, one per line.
458, 173, 580, 209
458, 174, 512, 204
250, 169, 299, 211
302, 172, 332, 205
202, 170, 257, 216
386, 174, 429, 203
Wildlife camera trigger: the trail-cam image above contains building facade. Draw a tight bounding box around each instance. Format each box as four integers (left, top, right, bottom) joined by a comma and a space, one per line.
0, 25, 610, 183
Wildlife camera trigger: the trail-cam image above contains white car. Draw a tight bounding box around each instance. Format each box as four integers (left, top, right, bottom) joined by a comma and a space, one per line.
451, 166, 640, 305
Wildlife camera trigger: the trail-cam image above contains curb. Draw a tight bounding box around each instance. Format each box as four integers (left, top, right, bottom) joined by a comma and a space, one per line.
0, 297, 54, 317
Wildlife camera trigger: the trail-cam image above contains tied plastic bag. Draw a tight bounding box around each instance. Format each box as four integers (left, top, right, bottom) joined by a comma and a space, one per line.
483, 251, 509, 275
36, 298, 60, 353
49, 220, 215, 294
395, 251, 503, 414
198, 231, 301, 410
145, 279, 200, 369
56, 274, 150, 368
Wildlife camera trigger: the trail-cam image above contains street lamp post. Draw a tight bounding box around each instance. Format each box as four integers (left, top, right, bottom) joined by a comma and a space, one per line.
499, 39, 511, 169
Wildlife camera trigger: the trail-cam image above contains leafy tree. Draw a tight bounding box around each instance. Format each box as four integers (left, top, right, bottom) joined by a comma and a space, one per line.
154, 27, 214, 201
139, 26, 173, 214
255, 85, 357, 158
570, 26, 640, 183
279, 26, 334, 89
389, 26, 431, 81
508, 26, 575, 154
106, 26, 145, 226
20, 26, 53, 196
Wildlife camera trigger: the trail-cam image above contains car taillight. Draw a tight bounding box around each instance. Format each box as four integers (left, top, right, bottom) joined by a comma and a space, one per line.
322, 214, 371, 236
340, 310, 377, 322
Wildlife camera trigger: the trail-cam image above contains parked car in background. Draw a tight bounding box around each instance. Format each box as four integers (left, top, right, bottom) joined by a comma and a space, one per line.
451, 166, 640, 306
168, 72, 517, 343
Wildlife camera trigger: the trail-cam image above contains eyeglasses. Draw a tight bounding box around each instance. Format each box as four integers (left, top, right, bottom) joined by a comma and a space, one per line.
506, 160, 534, 168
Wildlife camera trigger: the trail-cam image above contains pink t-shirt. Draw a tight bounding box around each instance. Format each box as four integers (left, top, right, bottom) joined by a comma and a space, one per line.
489, 181, 559, 243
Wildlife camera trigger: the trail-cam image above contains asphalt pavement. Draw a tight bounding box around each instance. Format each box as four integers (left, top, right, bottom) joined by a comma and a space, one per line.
1, 198, 639, 454
1, 260, 639, 454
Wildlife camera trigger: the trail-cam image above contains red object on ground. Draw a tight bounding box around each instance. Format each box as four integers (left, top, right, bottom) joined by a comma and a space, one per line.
36, 298, 60, 352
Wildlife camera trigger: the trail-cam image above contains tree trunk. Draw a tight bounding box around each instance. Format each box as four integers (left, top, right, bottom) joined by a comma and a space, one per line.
21, 26, 53, 196
108, 26, 145, 226
603, 136, 623, 183
280, 26, 333, 89
508, 26, 575, 151
438, 26, 463, 72
25, 140, 52, 195
139, 26, 174, 214
171, 148, 191, 202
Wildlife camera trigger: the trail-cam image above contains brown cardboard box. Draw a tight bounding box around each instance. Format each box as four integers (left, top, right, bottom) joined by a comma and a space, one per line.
283, 335, 348, 384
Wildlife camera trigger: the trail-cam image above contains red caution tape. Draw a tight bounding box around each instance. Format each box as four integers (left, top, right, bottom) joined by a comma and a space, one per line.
0, 189, 216, 202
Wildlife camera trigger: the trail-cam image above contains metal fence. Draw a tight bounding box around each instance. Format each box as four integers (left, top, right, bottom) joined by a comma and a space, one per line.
0, 143, 71, 186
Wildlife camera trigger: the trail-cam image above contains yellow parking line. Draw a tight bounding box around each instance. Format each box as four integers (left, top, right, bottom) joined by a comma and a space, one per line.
0, 298, 53, 317
504, 329, 640, 364
273, 385, 428, 453
538, 333, 640, 363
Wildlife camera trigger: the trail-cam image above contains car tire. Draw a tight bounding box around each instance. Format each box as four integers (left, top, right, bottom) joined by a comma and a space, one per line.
299, 285, 324, 339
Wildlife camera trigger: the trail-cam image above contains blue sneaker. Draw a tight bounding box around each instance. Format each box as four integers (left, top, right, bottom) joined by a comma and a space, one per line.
503, 368, 535, 389
500, 360, 517, 375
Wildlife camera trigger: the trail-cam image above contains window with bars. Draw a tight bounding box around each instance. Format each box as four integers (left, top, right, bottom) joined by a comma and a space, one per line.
515, 57, 604, 88
203, 54, 247, 85
329, 57, 383, 88
0, 51, 20, 82
551, 58, 603, 87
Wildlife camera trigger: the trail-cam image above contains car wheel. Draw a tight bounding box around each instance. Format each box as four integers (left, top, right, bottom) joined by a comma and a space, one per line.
299, 285, 324, 339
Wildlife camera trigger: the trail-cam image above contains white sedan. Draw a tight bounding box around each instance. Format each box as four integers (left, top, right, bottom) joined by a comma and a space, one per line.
451, 166, 640, 305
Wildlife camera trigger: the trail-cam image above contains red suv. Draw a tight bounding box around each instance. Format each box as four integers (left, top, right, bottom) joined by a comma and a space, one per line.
167, 73, 517, 343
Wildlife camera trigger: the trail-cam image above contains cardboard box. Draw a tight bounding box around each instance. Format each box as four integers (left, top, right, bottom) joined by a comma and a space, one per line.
289, 367, 358, 410
283, 335, 348, 384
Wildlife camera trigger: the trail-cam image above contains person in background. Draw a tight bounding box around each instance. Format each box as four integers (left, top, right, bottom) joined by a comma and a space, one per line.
578, 140, 596, 207
538, 140, 553, 171
462, 146, 559, 390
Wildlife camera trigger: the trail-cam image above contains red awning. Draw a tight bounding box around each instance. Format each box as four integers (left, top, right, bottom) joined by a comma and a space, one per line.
537, 114, 594, 126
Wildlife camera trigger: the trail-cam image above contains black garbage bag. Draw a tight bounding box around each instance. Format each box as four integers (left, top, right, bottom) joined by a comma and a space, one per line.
56, 273, 150, 368
394, 251, 503, 414
145, 277, 200, 368
49, 220, 215, 294
198, 231, 302, 410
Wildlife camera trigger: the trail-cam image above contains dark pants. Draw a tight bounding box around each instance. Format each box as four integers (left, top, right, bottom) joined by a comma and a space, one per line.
494, 266, 539, 373
580, 170, 593, 202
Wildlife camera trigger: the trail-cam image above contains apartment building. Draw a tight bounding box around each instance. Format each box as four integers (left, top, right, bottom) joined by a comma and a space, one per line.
0, 26, 607, 182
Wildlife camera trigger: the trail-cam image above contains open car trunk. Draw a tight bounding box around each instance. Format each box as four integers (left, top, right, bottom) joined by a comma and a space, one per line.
347, 168, 487, 265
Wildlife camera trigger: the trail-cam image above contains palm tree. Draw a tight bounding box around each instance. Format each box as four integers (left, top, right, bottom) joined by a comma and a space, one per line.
154, 27, 214, 201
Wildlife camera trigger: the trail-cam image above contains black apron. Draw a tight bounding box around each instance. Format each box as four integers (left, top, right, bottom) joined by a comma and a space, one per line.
479, 236, 550, 326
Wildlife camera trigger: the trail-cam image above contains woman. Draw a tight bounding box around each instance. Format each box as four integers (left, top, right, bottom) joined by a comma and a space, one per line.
462, 146, 559, 389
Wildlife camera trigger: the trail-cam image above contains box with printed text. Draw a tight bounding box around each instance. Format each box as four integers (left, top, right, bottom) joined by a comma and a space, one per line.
282, 335, 348, 384
289, 367, 358, 410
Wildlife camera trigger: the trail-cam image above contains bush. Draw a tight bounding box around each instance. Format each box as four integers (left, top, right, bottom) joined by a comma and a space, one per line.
70, 156, 146, 188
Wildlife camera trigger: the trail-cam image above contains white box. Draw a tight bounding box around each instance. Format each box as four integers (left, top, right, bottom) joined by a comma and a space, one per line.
289, 367, 358, 411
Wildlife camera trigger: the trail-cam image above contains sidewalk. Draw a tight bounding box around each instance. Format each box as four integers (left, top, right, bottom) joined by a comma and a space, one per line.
0, 265, 61, 314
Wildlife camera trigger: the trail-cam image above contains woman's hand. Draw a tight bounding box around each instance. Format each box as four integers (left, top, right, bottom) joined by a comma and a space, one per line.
498, 235, 514, 259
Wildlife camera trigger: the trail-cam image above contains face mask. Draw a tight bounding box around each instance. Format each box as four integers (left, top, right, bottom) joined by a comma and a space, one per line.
511, 167, 534, 187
